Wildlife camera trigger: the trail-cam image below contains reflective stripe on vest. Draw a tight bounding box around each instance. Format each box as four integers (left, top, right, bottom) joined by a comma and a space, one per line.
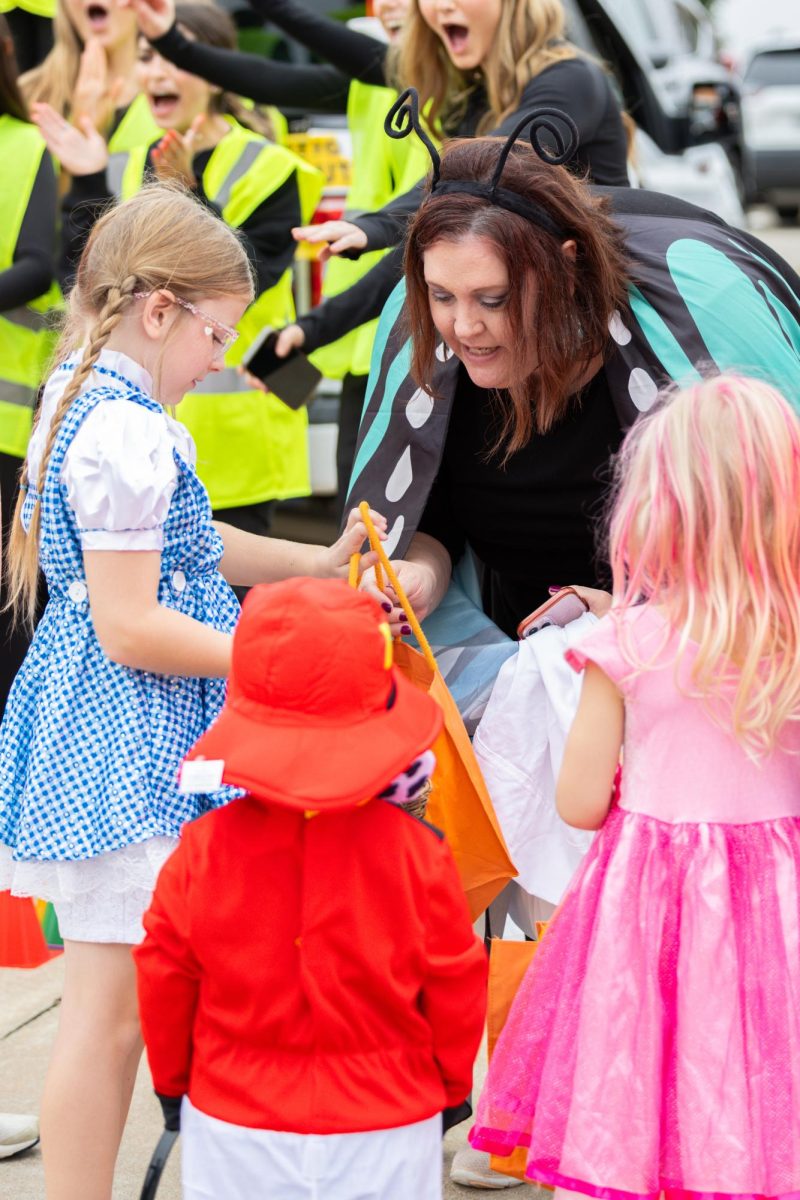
110, 118, 322, 507
0, 115, 63, 457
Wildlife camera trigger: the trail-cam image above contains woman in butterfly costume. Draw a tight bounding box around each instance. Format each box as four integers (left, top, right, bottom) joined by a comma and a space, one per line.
348, 92, 800, 641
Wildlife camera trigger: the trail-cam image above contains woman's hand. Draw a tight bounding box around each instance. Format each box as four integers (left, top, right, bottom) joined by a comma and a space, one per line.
360, 559, 440, 636
32, 103, 109, 175
151, 118, 204, 187
319, 507, 388, 578
73, 37, 125, 134
122, 0, 176, 41
291, 220, 368, 263
569, 586, 613, 618
274, 323, 306, 358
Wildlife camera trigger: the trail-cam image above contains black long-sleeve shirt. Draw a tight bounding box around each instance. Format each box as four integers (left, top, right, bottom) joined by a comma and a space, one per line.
59, 144, 301, 293
0, 153, 57, 311
149, 11, 385, 116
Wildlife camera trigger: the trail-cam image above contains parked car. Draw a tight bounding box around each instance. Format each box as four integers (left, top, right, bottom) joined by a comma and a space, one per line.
740, 35, 800, 222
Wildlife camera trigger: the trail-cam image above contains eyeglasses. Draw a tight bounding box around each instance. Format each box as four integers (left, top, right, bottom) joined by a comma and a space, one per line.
134, 290, 239, 360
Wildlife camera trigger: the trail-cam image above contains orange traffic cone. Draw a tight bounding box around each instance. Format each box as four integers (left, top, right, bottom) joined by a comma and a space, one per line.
0, 891, 57, 968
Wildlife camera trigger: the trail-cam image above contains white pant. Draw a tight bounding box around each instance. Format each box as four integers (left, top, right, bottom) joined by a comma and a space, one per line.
181, 1098, 443, 1200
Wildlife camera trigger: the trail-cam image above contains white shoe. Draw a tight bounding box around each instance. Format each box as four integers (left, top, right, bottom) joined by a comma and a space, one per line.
0, 1113, 39, 1160
450, 1146, 523, 1189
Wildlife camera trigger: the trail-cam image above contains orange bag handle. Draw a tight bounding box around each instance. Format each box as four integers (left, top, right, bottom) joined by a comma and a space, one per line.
349, 501, 438, 674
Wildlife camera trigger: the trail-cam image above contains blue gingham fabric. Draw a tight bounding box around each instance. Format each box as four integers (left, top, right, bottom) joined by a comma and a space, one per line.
0, 362, 240, 862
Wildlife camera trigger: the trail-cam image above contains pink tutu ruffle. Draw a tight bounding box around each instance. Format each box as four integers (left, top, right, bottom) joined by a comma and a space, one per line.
471, 805, 800, 1200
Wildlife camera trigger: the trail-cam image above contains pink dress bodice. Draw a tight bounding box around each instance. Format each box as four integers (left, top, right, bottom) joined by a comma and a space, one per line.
567, 606, 800, 824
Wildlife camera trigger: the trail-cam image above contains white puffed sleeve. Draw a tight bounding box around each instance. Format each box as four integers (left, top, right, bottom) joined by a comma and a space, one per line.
63, 400, 179, 551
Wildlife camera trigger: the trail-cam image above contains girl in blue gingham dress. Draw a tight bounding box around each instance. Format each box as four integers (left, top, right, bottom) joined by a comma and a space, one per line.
0, 187, 383, 1199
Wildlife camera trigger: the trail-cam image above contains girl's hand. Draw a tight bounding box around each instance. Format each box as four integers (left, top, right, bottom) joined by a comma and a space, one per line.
291, 220, 368, 263
73, 37, 125, 134
32, 103, 109, 175
151, 117, 204, 187
274, 324, 306, 358
122, 0, 176, 40
320, 507, 388, 578
360, 559, 438, 636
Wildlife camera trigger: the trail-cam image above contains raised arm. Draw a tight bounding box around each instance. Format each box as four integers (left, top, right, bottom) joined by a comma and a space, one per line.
246, 0, 388, 87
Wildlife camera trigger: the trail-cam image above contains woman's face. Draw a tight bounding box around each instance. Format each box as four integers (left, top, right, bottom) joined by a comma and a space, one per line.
416, 0, 502, 71
424, 234, 530, 390
62, 0, 136, 50
136, 34, 214, 132
373, 0, 411, 44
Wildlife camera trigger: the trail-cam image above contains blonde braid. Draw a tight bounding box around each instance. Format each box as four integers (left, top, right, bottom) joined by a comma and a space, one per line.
4, 275, 138, 630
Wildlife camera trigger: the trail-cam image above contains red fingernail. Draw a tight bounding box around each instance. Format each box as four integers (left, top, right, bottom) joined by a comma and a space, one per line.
401, 624, 411, 635
382, 602, 392, 613
548, 586, 563, 595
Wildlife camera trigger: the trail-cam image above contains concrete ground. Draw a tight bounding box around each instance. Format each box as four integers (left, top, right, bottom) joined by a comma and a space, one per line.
0, 954, 523, 1199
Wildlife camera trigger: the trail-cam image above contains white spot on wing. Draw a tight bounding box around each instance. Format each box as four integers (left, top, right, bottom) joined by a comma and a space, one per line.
609, 310, 632, 345
435, 341, 454, 362
386, 446, 413, 503
383, 514, 405, 557
629, 368, 658, 411
406, 387, 434, 429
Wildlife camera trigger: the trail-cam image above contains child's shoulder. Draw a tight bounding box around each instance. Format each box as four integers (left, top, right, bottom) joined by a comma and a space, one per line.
565, 606, 667, 690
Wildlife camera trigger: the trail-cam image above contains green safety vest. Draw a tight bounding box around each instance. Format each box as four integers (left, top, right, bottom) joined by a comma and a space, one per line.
0, 115, 62, 459
310, 80, 435, 381
114, 117, 324, 509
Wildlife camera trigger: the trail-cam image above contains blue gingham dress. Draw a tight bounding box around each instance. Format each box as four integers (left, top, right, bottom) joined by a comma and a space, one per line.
0, 360, 240, 941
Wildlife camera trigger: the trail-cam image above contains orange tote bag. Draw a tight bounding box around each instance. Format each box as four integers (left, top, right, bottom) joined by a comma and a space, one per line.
351, 504, 516, 919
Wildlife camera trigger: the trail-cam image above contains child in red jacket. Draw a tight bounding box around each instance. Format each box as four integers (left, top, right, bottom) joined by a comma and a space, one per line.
134, 577, 488, 1200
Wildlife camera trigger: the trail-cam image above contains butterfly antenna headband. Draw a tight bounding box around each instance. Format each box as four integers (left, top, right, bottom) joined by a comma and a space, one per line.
385, 87, 580, 239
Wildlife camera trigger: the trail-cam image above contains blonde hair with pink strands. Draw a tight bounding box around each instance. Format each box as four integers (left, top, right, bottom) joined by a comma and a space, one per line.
608, 375, 800, 758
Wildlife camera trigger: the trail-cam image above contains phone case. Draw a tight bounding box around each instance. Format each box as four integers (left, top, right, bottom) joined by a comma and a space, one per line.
517, 588, 589, 640
242, 328, 322, 410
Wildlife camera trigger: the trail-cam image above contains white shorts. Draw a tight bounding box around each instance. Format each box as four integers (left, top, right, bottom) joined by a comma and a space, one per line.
181, 1097, 443, 1200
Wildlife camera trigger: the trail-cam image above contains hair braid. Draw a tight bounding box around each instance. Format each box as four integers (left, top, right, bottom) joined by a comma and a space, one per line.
4, 275, 138, 630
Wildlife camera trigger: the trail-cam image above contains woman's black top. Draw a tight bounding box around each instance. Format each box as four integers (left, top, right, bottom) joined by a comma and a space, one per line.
59, 146, 301, 291
0, 154, 57, 311
418, 366, 624, 638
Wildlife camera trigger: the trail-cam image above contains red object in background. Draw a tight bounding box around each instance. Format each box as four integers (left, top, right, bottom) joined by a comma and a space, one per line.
0, 891, 60, 968
308, 195, 345, 307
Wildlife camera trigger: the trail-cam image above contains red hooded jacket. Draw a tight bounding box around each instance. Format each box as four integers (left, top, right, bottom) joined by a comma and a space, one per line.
134, 792, 487, 1133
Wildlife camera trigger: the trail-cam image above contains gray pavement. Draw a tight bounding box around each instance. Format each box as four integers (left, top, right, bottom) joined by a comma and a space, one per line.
1, 211, 797, 1200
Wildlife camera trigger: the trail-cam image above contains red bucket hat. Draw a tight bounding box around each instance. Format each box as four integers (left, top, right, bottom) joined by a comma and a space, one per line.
183, 577, 443, 810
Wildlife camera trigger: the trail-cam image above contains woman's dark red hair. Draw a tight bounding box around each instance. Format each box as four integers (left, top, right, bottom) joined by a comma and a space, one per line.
403, 137, 631, 456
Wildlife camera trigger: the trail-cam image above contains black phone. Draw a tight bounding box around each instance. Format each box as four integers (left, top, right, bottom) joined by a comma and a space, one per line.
242, 327, 322, 410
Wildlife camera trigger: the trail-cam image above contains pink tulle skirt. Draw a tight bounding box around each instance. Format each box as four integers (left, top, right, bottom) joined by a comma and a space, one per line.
470, 805, 800, 1200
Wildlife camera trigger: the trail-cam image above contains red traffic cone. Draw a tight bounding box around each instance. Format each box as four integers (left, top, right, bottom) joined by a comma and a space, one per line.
0, 891, 58, 968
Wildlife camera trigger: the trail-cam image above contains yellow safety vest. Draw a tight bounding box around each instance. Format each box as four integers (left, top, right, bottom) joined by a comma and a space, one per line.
0, 115, 62, 459
116, 118, 324, 510
310, 80, 435, 381
0, 0, 55, 17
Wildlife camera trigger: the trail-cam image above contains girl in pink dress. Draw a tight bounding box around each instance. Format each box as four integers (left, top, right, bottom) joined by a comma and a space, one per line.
470, 374, 800, 1200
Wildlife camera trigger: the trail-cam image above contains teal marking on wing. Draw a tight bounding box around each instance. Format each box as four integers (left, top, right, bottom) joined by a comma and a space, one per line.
627, 284, 703, 384
757, 281, 800, 359
351, 279, 412, 487
666, 239, 800, 409
726, 236, 800, 311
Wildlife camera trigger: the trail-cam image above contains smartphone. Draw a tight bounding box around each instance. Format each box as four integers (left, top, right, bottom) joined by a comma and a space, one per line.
242, 326, 322, 410
517, 588, 589, 640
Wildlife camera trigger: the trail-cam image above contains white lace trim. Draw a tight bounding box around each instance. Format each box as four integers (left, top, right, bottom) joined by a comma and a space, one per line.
0, 837, 179, 944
